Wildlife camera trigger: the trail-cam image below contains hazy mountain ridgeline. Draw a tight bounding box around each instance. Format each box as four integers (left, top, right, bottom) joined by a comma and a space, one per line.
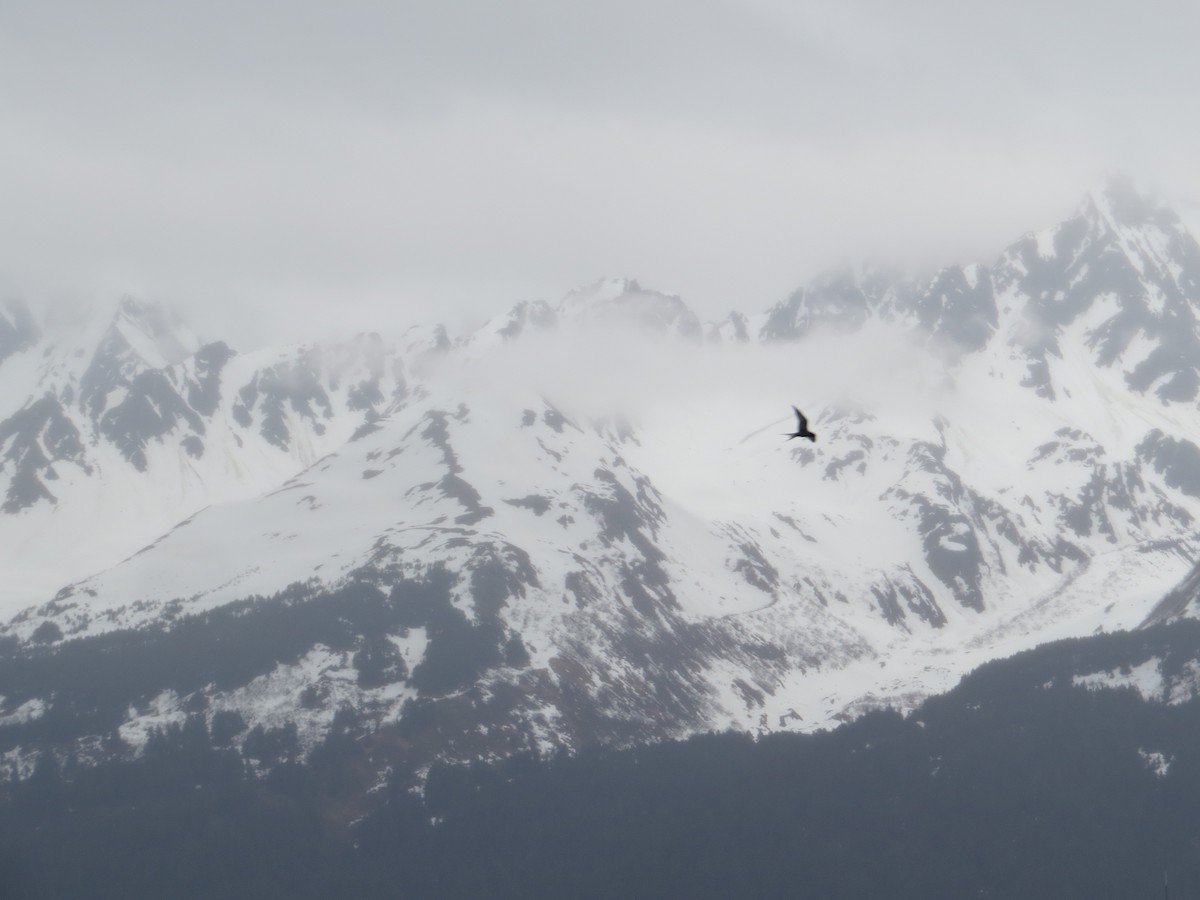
5, 177, 1200, 796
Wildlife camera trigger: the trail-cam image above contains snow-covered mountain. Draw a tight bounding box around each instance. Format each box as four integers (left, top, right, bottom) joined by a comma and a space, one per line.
6, 176, 1200, 782
0, 295, 405, 603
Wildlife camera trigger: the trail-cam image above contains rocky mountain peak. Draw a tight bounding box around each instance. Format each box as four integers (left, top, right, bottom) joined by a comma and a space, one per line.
79, 297, 202, 424
981, 179, 1200, 401
1081, 174, 1166, 234
107, 295, 202, 369
557, 278, 702, 339
463, 300, 559, 350
757, 263, 917, 343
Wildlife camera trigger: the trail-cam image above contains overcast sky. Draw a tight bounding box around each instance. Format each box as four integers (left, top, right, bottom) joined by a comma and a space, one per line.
3, 0, 1199, 345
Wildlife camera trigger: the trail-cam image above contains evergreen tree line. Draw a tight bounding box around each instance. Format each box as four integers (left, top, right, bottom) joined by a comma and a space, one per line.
5, 622, 1200, 898
0, 565, 519, 760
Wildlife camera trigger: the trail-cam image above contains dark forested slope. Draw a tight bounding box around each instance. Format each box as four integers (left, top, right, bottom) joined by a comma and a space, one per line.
5, 620, 1200, 899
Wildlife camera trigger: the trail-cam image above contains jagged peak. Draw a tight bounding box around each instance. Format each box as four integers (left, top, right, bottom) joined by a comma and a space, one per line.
62, 296, 205, 423
396, 323, 453, 374
807, 260, 909, 294
1080, 174, 1168, 233
30, 294, 203, 372
106, 295, 201, 369
997, 175, 1198, 285
557, 277, 650, 315
464, 299, 559, 349
556, 278, 701, 339
1022, 176, 1188, 262
758, 263, 911, 343
559, 276, 641, 305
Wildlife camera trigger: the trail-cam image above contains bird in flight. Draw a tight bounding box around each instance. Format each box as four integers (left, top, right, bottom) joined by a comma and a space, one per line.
785, 406, 817, 442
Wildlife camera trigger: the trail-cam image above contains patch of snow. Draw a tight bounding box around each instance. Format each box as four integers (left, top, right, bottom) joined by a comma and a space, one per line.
1074, 658, 1164, 702
119, 689, 187, 749
1035, 226, 1058, 259
1165, 659, 1200, 705
0, 698, 46, 727
1138, 747, 1172, 778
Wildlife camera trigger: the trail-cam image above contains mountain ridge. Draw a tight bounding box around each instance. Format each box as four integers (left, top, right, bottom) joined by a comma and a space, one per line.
5, 177, 1200, 782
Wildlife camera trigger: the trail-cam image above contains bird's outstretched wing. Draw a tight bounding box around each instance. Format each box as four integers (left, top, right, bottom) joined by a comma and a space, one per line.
792, 406, 808, 432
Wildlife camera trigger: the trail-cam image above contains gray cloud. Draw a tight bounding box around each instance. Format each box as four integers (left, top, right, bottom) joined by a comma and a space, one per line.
1, 0, 1198, 345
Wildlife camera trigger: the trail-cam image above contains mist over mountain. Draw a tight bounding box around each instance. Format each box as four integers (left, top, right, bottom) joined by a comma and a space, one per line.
4, 177, 1200, 803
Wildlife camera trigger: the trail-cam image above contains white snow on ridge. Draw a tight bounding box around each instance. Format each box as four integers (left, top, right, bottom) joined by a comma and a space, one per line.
1071, 656, 1200, 711
1074, 658, 1164, 702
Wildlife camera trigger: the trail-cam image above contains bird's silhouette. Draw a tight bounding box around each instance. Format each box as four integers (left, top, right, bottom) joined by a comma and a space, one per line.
785, 406, 817, 442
